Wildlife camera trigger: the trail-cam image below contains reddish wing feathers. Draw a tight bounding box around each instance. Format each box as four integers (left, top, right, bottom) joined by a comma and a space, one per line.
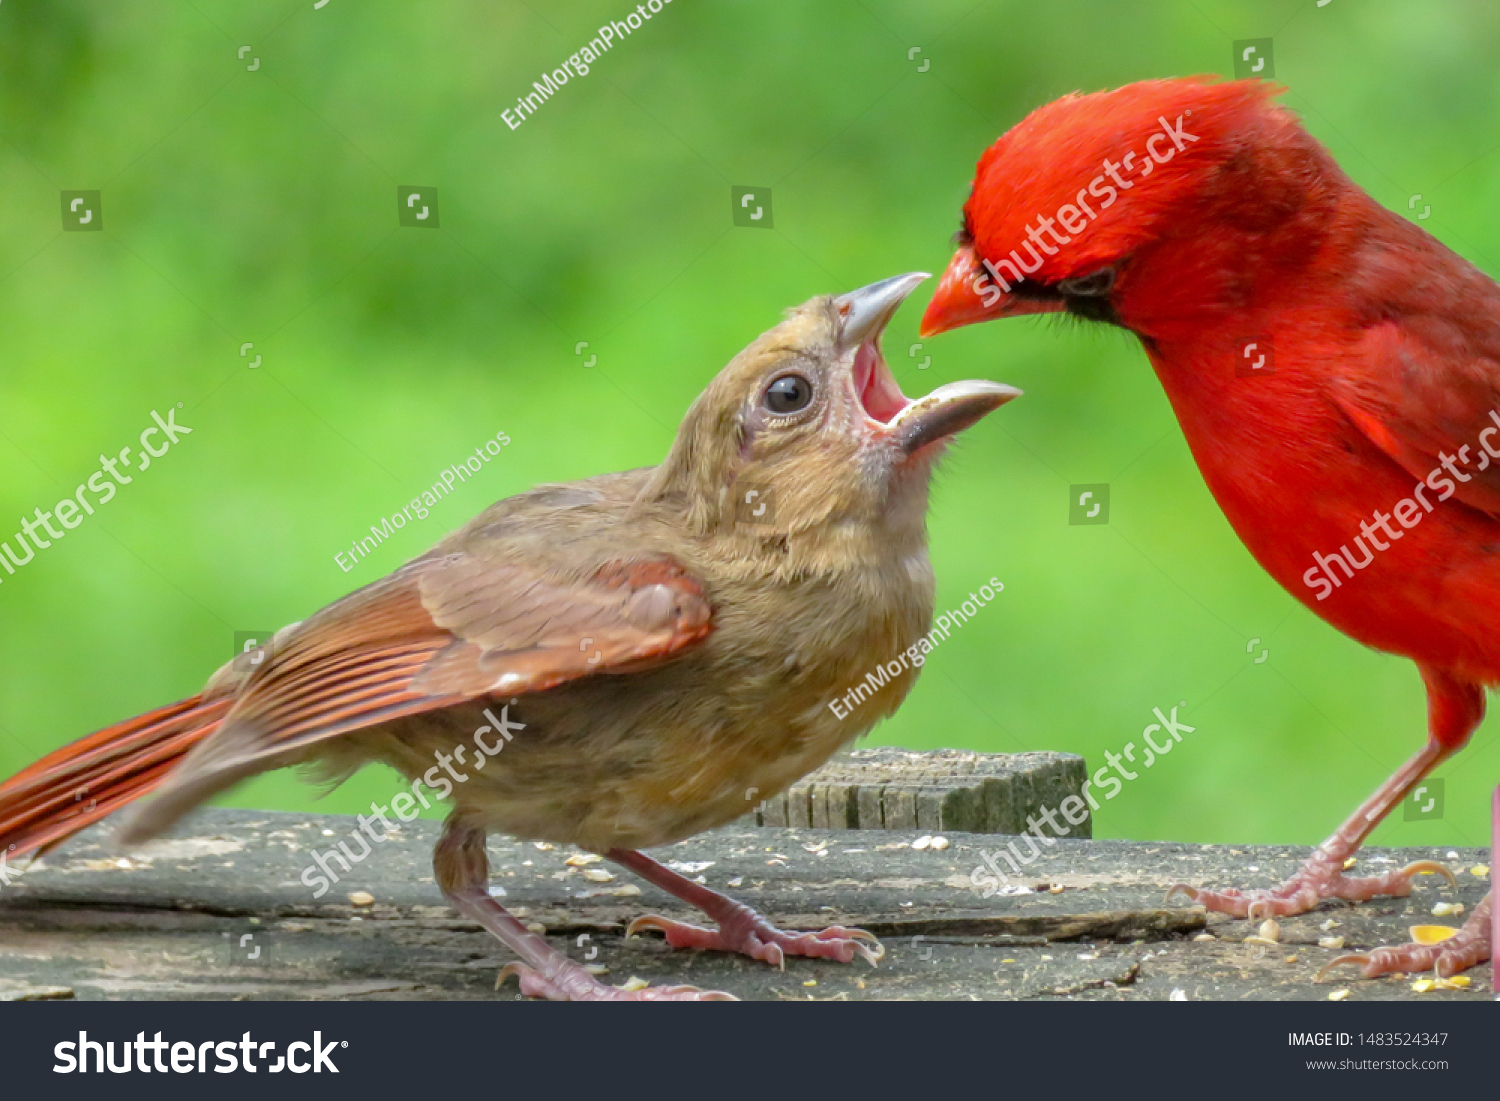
0, 695, 231, 861
1333, 319, 1500, 519
114, 551, 714, 845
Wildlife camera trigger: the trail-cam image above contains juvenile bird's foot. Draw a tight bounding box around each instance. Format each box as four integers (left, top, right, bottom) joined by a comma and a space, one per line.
1167, 852, 1455, 919
626, 909, 883, 969
1317, 891, 1493, 981
496, 961, 736, 1002
608, 847, 883, 968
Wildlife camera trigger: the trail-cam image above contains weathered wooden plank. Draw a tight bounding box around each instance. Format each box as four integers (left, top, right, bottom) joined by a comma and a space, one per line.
752, 748, 1090, 836
0, 809, 1488, 1001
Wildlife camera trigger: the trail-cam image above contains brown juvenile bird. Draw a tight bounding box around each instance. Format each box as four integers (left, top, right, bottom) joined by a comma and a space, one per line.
0, 273, 1016, 1001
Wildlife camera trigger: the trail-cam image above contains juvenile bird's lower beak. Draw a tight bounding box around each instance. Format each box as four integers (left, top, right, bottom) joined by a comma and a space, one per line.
891, 380, 1021, 455
919, 244, 1061, 337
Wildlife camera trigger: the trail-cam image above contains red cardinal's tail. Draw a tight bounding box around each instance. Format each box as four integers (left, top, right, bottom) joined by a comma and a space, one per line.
0, 695, 231, 862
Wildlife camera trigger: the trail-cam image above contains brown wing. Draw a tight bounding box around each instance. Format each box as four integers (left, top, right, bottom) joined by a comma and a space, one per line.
117, 552, 713, 842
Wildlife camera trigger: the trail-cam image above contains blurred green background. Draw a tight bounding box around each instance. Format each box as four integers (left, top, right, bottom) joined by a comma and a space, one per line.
2, 0, 1498, 855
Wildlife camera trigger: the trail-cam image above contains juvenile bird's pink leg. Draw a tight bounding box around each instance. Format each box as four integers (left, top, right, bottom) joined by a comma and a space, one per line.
1318, 891, 1492, 980
1169, 669, 1484, 926
435, 820, 734, 1001
609, 848, 884, 969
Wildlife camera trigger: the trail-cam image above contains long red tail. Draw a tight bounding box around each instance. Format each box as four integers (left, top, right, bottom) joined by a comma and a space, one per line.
0, 695, 231, 862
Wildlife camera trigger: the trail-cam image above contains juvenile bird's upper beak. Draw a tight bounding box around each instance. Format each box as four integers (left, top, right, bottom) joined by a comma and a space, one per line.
835, 271, 1021, 456
919, 244, 1061, 337
835, 272, 932, 351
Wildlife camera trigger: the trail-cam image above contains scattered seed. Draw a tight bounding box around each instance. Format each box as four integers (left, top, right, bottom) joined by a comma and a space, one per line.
565, 853, 602, 867
533, 842, 555, 851
1432, 901, 1465, 918
1169, 988, 1188, 1001
911, 836, 933, 851
1409, 925, 1458, 945
1472, 865, 1490, 878
1284, 955, 1298, 964
348, 891, 375, 907
802, 979, 817, 987
1048, 883, 1065, 894
1193, 933, 1216, 942
1318, 936, 1346, 950
1077, 951, 1099, 961
929, 836, 950, 851
727, 877, 743, 888
617, 977, 650, 992
1319, 919, 1341, 932
526, 922, 546, 935
581, 868, 614, 883
1258, 919, 1280, 943
1328, 989, 1350, 1001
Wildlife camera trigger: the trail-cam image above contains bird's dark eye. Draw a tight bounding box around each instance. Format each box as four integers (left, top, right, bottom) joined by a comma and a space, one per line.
764, 373, 814, 414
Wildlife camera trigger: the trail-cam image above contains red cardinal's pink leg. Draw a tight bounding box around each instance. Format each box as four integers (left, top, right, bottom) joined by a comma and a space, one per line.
435, 820, 735, 1001
1169, 669, 1483, 931
609, 848, 884, 969
1318, 891, 1492, 980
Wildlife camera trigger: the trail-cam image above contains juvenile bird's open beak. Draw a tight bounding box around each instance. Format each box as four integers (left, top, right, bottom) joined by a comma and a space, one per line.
834, 271, 1021, 456
919, 244, 1061, 337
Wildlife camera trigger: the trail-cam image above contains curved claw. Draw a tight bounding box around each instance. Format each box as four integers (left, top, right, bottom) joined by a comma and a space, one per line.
1399, 859, 1458, 890
1316, 954, 1371, 982
811, 925, 885, 965
1165, 883, 1198, 905
626, 913, 685, 939
496, 961, 529, 991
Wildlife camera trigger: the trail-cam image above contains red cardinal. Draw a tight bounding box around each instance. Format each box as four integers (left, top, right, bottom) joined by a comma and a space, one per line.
922, 76, 1496, 980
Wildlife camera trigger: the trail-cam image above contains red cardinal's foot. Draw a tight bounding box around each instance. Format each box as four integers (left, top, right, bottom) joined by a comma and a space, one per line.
497, 961, 737, 1002
1167, 854, 1455, 919
626, 908, 884, 969
1317, 891, 1493, 981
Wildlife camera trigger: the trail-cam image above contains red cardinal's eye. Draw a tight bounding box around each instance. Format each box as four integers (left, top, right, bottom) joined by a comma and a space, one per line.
764, 373, 813, 414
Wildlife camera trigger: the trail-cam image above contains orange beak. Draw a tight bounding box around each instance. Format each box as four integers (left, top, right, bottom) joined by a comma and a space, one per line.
919, 243, 1062, 337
